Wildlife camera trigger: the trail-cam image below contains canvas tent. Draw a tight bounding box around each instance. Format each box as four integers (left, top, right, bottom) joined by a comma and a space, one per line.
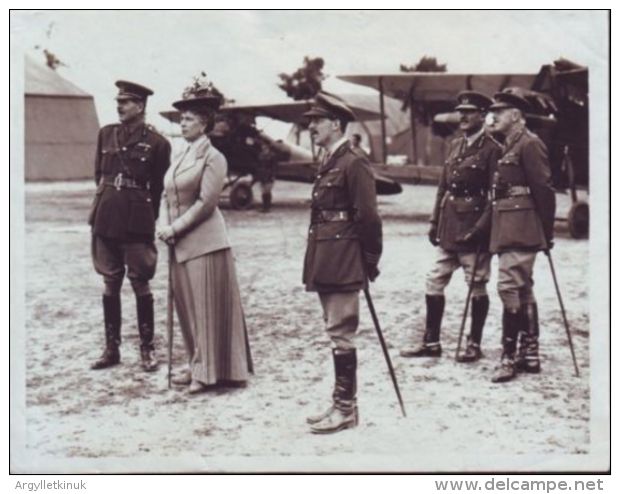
25, 56, 99, 181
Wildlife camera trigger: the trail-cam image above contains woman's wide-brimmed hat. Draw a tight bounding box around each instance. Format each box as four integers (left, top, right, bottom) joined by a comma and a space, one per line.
172, 74, 223, 112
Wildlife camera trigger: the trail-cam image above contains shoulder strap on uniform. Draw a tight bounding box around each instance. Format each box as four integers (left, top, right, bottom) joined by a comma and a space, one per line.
484, 132, 502, 148
144, 123, 164, 137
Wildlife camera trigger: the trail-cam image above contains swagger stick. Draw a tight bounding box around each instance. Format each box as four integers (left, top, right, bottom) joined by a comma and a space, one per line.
455, 245, 482, 361
545, 251, 580, 377
363, 288, 407, 417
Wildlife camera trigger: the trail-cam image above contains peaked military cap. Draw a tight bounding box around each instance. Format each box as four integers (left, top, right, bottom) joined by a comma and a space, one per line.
115, 80, 154, 101
455, 91, 493, 112
489, 89, 531, 114
302, 92, 356, 122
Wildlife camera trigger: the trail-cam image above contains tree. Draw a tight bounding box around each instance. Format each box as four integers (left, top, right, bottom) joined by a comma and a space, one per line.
399, 56, 449, 165
400, 56, 447, 73
278, 56, 325, 100
398, 56, 450, 126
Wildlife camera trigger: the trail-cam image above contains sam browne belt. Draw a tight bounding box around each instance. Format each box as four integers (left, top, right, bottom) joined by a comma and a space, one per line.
103, 173, 149, 191
311, 209, 353, 224
492, 185, 530, 200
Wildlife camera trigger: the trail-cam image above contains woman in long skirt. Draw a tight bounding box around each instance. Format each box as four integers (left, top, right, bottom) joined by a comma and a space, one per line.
157, 88, 252, 394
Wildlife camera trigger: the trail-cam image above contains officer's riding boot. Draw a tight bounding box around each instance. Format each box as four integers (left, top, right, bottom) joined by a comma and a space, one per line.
457, 295, 489, 363
491, 309, 521, 383
306, 348, 356, 425
310, 349, 358, 434
400, 295, 445, 357
91, 295, 121, 370
136, 294, 159, 372
516, 303, 541, 374
261, 192, 272, 213
306, 387, 335, 425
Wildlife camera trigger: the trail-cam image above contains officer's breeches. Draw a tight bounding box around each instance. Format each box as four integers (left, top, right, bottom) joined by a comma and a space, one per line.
497, 250, 537, 312
318, 291, 360, 352
426, 247, 491, 298
91, 235, 157, 296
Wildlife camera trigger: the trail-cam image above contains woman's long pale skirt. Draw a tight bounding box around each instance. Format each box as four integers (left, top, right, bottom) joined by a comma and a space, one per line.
172, 248, 250, 385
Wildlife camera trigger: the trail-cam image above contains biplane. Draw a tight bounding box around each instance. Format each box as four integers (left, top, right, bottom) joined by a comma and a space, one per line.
160, 99, 403, 210
338, 59, 590, 238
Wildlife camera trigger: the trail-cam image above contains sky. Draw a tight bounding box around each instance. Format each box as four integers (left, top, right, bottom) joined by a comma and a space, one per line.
11, 10, 608, 132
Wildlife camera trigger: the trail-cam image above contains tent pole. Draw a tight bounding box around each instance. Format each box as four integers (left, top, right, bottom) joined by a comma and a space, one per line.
409, 91, 418, 165
378, 77, 388, 165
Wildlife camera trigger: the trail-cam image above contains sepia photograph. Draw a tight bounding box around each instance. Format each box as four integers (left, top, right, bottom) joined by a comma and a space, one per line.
9, 9, 610, 474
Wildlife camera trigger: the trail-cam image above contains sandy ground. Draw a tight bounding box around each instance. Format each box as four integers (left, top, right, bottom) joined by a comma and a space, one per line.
16, 180, 591, 472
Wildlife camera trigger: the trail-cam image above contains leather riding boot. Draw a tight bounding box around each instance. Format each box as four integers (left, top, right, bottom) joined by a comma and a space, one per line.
91, 295, 121, 370
457, 295, 489, 363
136, 294, 159, 372
491, 309, 521, 383
516, 303, 541, 373
310, 349, 359, 434
307, 348, 356, 425
400, 295, 444, 357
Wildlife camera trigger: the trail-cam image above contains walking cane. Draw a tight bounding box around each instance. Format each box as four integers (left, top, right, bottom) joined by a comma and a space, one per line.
455, 245, 482, 361
545, 250, 580, 377
517, 164, 580, 377
363, 288, 407, 418
166, 244, 174, 389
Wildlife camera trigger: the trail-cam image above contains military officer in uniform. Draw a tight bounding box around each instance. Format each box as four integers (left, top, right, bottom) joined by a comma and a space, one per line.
400, 91, 500, 362
487, 90, 556, 383
88, 80, 171, 372
256, 141, 278, 213
302, 92, 382, 434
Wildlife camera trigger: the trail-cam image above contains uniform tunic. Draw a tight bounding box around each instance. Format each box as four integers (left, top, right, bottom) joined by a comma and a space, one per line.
489, 126, 556, 254
302, 139, 382, 350
89, 122, 171, 287
303, 140, 382, 294
426, 131, 500, 296
89, 122, 170, 242
432, 130, 501, 252
489, 124, 556, 310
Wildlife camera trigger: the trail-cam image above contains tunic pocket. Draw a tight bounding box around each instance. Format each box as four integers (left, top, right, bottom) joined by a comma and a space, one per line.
87, 184, 104, 226
314, 171, 347, 207
127, 196, 155, 235
454, 198, 485, 232
312, 237, 364, 285
491, 198, 546, 250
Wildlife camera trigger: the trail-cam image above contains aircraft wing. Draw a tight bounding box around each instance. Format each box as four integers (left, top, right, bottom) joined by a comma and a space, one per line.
338, 73, 537, 101
160, 99, 383, 125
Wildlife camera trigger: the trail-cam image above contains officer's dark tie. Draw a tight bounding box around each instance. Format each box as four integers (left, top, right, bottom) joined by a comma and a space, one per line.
459, 137, 467, 156
320, 150, 330, 171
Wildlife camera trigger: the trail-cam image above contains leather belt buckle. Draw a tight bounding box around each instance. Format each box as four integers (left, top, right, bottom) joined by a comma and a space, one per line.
114, 173, 123, 191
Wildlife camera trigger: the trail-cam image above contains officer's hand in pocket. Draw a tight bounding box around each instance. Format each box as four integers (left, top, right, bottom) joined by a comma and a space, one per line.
428, 224, 439, 246
366, 263, 380, 282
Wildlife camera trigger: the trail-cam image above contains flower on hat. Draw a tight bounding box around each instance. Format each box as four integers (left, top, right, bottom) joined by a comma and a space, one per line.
181, 72, 224, 104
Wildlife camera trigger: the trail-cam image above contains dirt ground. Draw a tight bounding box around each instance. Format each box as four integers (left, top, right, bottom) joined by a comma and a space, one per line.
16, 180, 591, 472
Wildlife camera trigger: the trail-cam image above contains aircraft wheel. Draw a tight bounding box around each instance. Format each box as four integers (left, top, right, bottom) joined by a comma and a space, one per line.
567, 200, 589, 239
229, 181, 254, 210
